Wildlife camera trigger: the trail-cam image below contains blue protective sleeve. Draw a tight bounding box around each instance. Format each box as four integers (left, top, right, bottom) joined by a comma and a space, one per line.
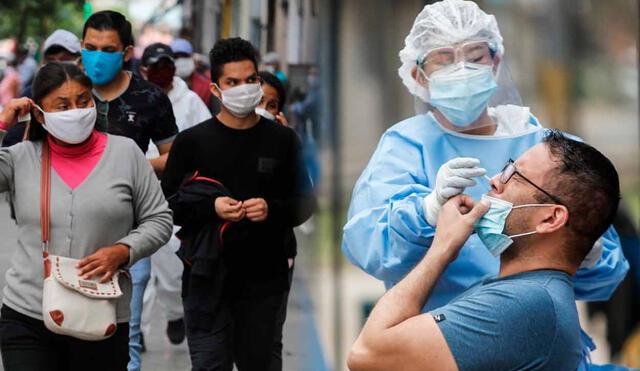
573, 225, 629, 301
342, 128, 436, 283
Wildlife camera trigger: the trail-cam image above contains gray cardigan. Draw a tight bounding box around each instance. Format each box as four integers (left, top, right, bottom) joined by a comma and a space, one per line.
0, 133, 173, 322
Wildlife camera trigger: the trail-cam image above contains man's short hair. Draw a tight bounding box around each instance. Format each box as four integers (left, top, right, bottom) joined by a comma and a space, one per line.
83, 10, 134, 47
208, 37, 259, 84
541, 130, 620, 262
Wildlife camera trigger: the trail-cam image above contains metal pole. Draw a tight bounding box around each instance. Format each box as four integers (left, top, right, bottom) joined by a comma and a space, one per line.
319, 0, 342, 368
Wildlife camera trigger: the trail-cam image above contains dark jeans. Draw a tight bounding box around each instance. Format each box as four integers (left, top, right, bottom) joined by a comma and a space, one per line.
185, 285, 290, 371
0, 305, 130, 371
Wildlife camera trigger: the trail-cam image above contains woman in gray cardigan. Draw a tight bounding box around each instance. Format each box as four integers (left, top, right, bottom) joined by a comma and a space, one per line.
0, 63, 172, 370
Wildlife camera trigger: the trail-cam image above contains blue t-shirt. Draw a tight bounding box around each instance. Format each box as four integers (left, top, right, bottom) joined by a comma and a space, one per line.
434, 270, 582, 371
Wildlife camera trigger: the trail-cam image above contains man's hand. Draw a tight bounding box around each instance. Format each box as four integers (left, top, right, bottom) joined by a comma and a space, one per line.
243, 198, 269, 222
76, 244, 130, 283
0, 97, 35, 129
215, 196, 246, 221
431, 195, 490, 263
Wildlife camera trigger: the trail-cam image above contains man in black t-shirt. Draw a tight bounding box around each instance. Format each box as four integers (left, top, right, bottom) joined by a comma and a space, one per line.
80, 11, 178, 371
92, 73, 177, 155
162, 37, 315, 371
81, 11, 177, 175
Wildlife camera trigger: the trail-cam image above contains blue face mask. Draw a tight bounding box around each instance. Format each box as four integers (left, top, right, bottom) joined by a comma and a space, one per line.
474, 195, 553, 257
81, 49, 124, 85
427, 64, 498, 127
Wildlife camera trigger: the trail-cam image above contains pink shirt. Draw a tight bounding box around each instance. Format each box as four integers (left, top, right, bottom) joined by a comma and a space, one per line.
48, 131, 107, 190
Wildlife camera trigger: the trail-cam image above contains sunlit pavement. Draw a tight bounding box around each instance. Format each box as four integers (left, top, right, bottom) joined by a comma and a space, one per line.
0, 199, 329, 371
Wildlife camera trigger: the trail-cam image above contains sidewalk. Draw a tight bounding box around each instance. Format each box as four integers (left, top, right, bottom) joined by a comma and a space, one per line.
140, 257, 331, 371
0, 199, 329, 371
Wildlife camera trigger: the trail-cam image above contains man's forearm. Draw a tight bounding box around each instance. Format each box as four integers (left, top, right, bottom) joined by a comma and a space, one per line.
360, 241, 454, 337
149, 153, 168, 177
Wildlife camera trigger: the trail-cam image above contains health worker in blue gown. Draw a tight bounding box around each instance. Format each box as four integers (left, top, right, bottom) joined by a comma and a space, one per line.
341, 0, 628, 368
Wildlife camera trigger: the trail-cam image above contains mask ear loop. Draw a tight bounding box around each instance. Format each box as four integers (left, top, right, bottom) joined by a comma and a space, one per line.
508, 204, 556, 239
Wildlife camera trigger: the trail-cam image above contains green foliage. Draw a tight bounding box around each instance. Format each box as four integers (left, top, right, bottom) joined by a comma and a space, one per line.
0, 0, 85, 46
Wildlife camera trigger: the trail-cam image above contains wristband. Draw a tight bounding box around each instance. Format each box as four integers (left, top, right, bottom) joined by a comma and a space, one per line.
0, 120, 7, 131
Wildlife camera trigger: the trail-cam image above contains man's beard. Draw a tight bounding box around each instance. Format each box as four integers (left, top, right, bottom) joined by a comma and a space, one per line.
502, 203, 537, 260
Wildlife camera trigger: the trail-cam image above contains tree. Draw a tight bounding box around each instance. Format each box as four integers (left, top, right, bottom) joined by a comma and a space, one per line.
0, 0, 85, 47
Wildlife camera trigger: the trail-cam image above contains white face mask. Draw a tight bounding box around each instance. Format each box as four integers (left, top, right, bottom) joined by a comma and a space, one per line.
255, 107, 276, 121
215, 83, 264, 118
36, 105, 97, 144
174, 57, 195, 78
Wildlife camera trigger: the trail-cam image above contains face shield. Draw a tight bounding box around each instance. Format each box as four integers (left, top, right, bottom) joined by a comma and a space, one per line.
398, 0, 522, 132
412, 39, 520, 131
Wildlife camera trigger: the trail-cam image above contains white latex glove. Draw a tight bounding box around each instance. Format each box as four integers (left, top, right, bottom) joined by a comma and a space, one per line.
579, 238, 603, 269
422, 157, 487, 226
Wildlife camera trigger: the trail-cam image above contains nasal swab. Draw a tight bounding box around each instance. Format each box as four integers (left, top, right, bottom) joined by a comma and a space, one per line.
483, 175, 492, 181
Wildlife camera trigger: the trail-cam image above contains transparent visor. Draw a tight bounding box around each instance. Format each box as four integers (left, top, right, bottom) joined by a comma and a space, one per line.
418, 39, 494, 78
413, 40, 522, 132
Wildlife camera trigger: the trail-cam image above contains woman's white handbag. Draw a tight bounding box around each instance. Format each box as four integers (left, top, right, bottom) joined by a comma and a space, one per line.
42, 254, 122, 341
39, 140, 122, 341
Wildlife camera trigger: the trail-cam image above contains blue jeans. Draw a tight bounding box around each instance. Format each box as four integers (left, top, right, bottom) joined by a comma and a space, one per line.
127, 257, 151, 371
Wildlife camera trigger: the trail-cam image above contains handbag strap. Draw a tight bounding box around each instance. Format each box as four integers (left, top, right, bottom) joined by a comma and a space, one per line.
40, 140, 51, 252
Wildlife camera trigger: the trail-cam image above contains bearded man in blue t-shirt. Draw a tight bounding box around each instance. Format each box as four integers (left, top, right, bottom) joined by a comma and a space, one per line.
348, 131, 622, 371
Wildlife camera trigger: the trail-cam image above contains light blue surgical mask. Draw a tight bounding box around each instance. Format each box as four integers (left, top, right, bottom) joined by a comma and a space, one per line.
81, 49, 124, 85
474, 195, 554, 257
427, 64, 498, 127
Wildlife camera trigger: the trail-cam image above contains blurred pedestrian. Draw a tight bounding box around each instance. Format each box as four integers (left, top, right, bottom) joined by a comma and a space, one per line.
261, 52, 287, 84
162, 37, 315, 371
80, 10, 179, 371
41, 29, 82, 65
15, 48, 37, 95
0, 55, 20, 107
2, 29, 82, 148
170, 38, 214, 110
0, 62, 172, 371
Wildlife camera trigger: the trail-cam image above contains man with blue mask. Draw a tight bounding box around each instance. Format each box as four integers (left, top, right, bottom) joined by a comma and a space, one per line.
81, 10, 179, 371
342, 0, 628, 368
81, 11, 178, 176
348, 132, 623, 371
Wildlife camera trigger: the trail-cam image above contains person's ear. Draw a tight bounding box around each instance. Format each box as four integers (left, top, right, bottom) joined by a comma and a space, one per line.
535, 205, 569, 235
411, 66, 428, 87
32, 107, 44, 125
123, 45, 134, 63
492, 54, 501, 75
209, 82, 221, 100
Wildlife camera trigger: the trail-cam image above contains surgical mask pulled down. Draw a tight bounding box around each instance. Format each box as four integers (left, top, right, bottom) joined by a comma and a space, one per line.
474, 194, 554, 256
36, 105, 97, 144
423, 63, 498, 127
215, 83, 263, 118
255, 107, 276, 121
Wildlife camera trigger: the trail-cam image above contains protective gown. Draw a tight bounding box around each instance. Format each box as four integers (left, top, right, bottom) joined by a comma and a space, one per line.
342, 105, 628, 312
